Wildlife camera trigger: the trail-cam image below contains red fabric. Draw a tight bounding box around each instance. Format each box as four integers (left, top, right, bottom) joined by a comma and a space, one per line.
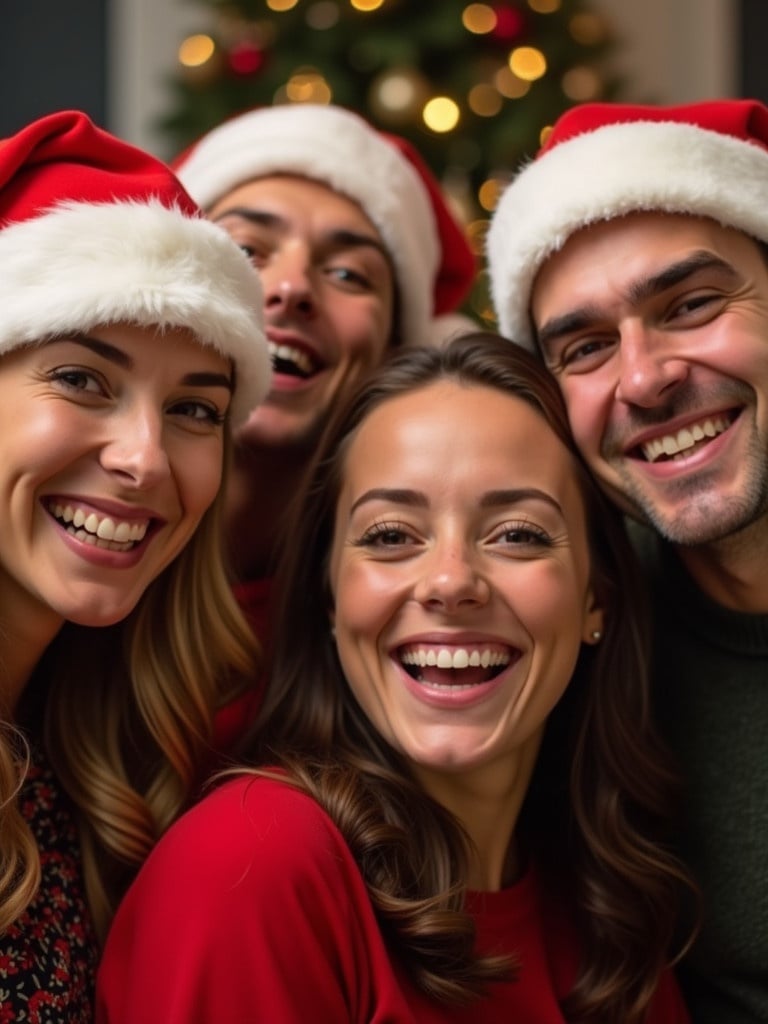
540, 99, 768, 158
96, 777, 690, 1024
0, 110, 198, 225
380, 131, 476, 315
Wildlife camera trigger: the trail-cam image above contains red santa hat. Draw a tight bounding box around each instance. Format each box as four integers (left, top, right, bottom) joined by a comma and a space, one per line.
0, 109, 271, 422
487, 98, 768, 350
173, 104, 477, 346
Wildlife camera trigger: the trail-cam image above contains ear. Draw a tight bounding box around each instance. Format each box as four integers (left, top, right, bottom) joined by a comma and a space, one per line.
582, 589, 605, 645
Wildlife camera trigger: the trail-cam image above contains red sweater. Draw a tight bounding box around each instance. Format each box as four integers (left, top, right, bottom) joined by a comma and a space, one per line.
96, 777, 689, 1024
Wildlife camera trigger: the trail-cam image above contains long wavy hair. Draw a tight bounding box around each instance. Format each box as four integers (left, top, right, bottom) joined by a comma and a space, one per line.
0, 437, 258, 941
245, 332, 696, 1021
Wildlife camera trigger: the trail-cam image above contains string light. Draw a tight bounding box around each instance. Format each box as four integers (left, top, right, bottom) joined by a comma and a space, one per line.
508, 46, 547, 82
423, 97, 460, 133
462, 4, 497, 34
178, 34, 216, 68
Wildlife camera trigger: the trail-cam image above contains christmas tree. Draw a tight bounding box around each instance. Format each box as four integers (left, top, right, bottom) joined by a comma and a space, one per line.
159, 0, 620, 318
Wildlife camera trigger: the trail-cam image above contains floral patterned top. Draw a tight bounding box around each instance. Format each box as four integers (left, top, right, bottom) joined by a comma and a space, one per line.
0, 746, 97, 1022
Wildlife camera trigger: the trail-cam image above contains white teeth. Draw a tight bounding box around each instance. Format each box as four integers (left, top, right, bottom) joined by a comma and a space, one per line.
50, 502, 149, 549
267, 341, 315, 376
401, 646, 511, 670
641, 415, 730, 462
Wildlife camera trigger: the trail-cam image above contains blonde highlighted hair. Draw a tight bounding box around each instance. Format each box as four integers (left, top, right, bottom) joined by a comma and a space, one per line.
0, 458, 258, 940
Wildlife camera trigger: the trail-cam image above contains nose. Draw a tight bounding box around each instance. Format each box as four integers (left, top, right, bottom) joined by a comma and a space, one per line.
414, 539, 490, 612
99, 404, 171, 489
615, 321, 689, 407
261, 244, 317, 319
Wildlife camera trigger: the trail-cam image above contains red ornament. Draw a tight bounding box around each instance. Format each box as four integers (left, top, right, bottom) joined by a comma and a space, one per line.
228, 40, 264, 76
493, 5, 526, 42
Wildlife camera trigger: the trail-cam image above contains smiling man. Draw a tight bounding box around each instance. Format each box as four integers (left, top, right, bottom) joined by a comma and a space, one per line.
487, 99, 768, 1024
174, 104, 476, 638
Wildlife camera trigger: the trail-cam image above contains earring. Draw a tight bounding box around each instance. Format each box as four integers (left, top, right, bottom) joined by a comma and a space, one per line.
591, 629, 602, 642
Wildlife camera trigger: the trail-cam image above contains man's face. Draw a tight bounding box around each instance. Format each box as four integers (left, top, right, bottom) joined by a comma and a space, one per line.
209, 175, 396, 451
530, 212, 768, 546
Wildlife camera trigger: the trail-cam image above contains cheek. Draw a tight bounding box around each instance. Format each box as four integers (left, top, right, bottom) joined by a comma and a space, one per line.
559, 379, 611, 458
333, 305, 392, 369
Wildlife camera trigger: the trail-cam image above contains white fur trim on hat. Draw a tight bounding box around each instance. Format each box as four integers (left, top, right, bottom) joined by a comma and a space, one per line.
487, 119, 768, 350
0, 200, 271, 423
176, 105, 440, 344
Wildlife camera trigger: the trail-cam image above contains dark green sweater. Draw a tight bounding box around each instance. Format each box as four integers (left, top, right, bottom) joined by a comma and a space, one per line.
634, 525, 768, 1024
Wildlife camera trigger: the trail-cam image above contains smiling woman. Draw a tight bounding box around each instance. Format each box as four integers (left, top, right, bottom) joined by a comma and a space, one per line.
97, 333, 696, 1024
0, 109, 270, 1019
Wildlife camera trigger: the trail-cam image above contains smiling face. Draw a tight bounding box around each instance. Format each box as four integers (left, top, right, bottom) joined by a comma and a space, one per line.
209, 175, 396, 451
328, 379, 603, 798
531, 212, 768, 546
0, 322, 232, 638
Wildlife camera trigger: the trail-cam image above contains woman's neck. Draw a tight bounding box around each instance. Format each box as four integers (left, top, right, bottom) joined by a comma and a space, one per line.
413, 730, 543, 892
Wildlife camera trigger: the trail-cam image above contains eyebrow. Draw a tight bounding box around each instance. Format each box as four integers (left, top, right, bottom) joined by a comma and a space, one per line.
536, 250, 741, 351
49, 335, 234, 391
350, 488, 428, 515
349, 486, 563, 516
479, 488, 563, 516
213, 206, 391, 261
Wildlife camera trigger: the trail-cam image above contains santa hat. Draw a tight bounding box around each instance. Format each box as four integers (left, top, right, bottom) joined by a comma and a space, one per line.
173, 104, 477, 346
0, 109, 271, 423
487, 98, 768, 350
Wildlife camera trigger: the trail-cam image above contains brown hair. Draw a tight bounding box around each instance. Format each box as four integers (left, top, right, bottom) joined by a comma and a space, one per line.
246, 331, 695, 1020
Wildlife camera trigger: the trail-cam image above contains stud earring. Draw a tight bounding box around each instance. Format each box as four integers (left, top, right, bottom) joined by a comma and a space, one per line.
591, 629, 602, 641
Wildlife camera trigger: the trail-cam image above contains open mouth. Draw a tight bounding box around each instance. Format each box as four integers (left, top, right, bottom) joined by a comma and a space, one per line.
398, 644, 516, 690
268, 341, 322, 380
637, 411, 736, 463
47, 501, 150, 553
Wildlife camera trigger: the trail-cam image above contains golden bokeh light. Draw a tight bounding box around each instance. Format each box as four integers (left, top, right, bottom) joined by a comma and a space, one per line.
266, 0, 299, 10
423, 96, 460, 133
285, 68, 333, 103
478, 177, 505, 212
350, 0, 385, 10
561, 65, 602, 101
508, 46, 547, 82
178, 34, 216, 68
468, 84, 503, 118
527, 0, 560, 12
462, 4, 497, 35
494, 65, 531, 99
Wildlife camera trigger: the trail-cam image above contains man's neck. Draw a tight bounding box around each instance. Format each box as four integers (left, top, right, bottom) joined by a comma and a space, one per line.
224, 442, 311, 583
676, 521, 768, 614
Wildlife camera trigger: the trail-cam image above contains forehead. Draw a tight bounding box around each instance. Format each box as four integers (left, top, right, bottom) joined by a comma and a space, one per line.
536, 212, 765, 327
534, 212, 755, 301
341, 380, 584, 504
208, 174, 383, 237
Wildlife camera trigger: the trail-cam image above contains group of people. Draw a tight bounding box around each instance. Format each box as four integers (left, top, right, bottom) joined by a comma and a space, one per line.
0, 93, 765, 1024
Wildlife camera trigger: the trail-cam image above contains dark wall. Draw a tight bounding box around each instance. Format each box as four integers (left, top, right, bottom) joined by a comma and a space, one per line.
0, 0, 108, 136
739, 0, 768, 103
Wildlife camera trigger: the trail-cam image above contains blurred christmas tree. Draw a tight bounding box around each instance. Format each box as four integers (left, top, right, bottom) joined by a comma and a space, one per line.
159, 0, 621, 318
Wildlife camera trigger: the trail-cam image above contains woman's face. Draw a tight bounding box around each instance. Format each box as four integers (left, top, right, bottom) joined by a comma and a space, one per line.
0, 322, 232, 632
329, 380, 604, 796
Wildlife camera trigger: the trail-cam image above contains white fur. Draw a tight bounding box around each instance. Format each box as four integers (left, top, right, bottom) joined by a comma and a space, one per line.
176, 104, 440, 343
487, 120, 768, 349
0, 200, 271, 422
